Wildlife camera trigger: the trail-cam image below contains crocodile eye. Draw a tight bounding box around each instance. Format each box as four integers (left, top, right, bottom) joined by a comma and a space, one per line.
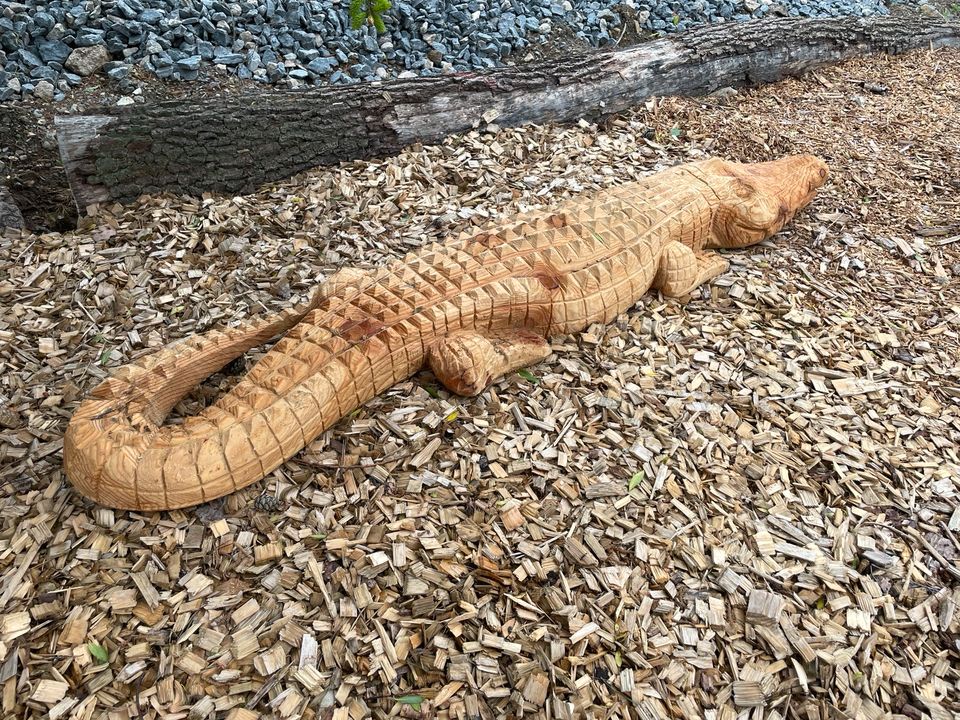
732, 178, 755, 199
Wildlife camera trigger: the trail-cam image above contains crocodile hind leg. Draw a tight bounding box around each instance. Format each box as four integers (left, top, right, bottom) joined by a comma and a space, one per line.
653, 242, 731, 298
429, 330, 552, 396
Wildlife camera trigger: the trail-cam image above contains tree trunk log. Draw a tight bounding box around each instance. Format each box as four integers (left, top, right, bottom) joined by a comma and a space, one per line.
56, 12, 960, 210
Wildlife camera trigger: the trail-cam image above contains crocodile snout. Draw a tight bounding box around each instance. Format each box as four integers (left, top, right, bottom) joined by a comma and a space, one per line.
745, 154, 830, 222
705, 154, 830, 249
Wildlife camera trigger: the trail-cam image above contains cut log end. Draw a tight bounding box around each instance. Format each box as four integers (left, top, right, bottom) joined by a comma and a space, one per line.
54, 115, 114, 212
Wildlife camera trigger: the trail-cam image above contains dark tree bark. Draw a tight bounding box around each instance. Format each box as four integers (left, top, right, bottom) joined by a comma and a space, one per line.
56, 12, 960, 210
0, 183, 24, 230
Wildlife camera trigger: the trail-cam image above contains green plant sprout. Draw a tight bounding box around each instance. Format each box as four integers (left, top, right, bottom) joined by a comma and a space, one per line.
350, 0, 392, 33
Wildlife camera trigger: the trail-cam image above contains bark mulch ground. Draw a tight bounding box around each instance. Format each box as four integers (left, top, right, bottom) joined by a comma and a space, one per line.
1, 47, 959, 720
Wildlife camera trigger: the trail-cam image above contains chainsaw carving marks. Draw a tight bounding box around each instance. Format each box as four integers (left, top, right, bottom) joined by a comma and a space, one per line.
64, 155, 829, 510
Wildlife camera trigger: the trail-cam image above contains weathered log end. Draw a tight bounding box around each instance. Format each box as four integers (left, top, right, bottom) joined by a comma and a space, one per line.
54, 115, 116, 213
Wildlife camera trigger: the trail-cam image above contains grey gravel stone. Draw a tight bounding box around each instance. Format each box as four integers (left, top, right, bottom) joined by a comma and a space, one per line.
0, 183, 24, 229
214, 51, 244, 64
139, 9, 167, 24
30, 66, 59, 83
33, 12, 55, 30
64, 44, 111, 75
306, 55, 336, 74
15, 49, 42, 68
74, 28, 106, 47
102, 61, 130, 79
33, 78, 54, 100
37, 40, 71, 65
177, 54, 201, 70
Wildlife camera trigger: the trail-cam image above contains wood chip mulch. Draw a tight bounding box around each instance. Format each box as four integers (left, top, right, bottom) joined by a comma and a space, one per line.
1, 47, 959, 720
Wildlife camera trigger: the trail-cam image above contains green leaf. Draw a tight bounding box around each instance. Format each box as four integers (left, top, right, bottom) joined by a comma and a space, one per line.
88, 642, 109, 664
670, 126, 682, 138
349, 0, 366, 28
98, 348, 112, 366
628, 471, 644, 491
423, 384, 440, 398
397, 695, 424, 711
615, 650, 622, 667
347, 0, 391, 33
444, 410, 459, 422
517, 368, 538, 383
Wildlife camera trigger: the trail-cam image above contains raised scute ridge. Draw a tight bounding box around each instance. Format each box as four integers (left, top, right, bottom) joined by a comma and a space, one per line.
63, 155, 829, 511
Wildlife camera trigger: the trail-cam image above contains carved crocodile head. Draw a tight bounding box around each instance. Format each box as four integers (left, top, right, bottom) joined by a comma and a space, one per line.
704, 154, 830, 248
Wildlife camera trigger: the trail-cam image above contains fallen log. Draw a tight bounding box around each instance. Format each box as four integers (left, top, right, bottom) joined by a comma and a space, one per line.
55, 11, 960, 210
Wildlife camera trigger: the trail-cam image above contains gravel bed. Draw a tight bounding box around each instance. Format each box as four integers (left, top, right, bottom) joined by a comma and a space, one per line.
1, 0, 896, 104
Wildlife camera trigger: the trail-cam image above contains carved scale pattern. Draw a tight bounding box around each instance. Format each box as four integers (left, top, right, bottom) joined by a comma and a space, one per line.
64, 155, 828, 510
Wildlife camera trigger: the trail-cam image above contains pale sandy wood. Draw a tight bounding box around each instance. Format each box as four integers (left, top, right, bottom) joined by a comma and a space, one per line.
747, 589, 786, 627
63, 155, 829, 511
29, 679, 68, 704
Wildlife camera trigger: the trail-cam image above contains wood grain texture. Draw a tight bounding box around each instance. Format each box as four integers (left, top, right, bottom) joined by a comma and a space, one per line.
53, 12, 958, 209
63, 154, 829, 511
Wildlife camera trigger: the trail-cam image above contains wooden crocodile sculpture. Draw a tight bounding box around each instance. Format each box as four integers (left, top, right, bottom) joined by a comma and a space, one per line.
64, 155, 829, 511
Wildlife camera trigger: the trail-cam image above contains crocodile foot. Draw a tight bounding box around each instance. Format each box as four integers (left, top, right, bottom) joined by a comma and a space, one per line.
654, 243, 731, 298
428, 330, 552, 396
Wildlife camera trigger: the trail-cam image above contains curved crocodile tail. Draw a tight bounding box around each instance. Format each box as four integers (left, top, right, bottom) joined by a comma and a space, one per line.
63, 290, 327, 511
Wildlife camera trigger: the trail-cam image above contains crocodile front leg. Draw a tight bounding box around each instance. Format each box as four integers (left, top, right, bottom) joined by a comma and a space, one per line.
428, 330, 552, 396
653, 242, 731, 298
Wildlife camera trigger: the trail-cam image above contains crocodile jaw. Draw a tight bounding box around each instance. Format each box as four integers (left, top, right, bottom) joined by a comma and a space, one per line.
706, 154, 830, 248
